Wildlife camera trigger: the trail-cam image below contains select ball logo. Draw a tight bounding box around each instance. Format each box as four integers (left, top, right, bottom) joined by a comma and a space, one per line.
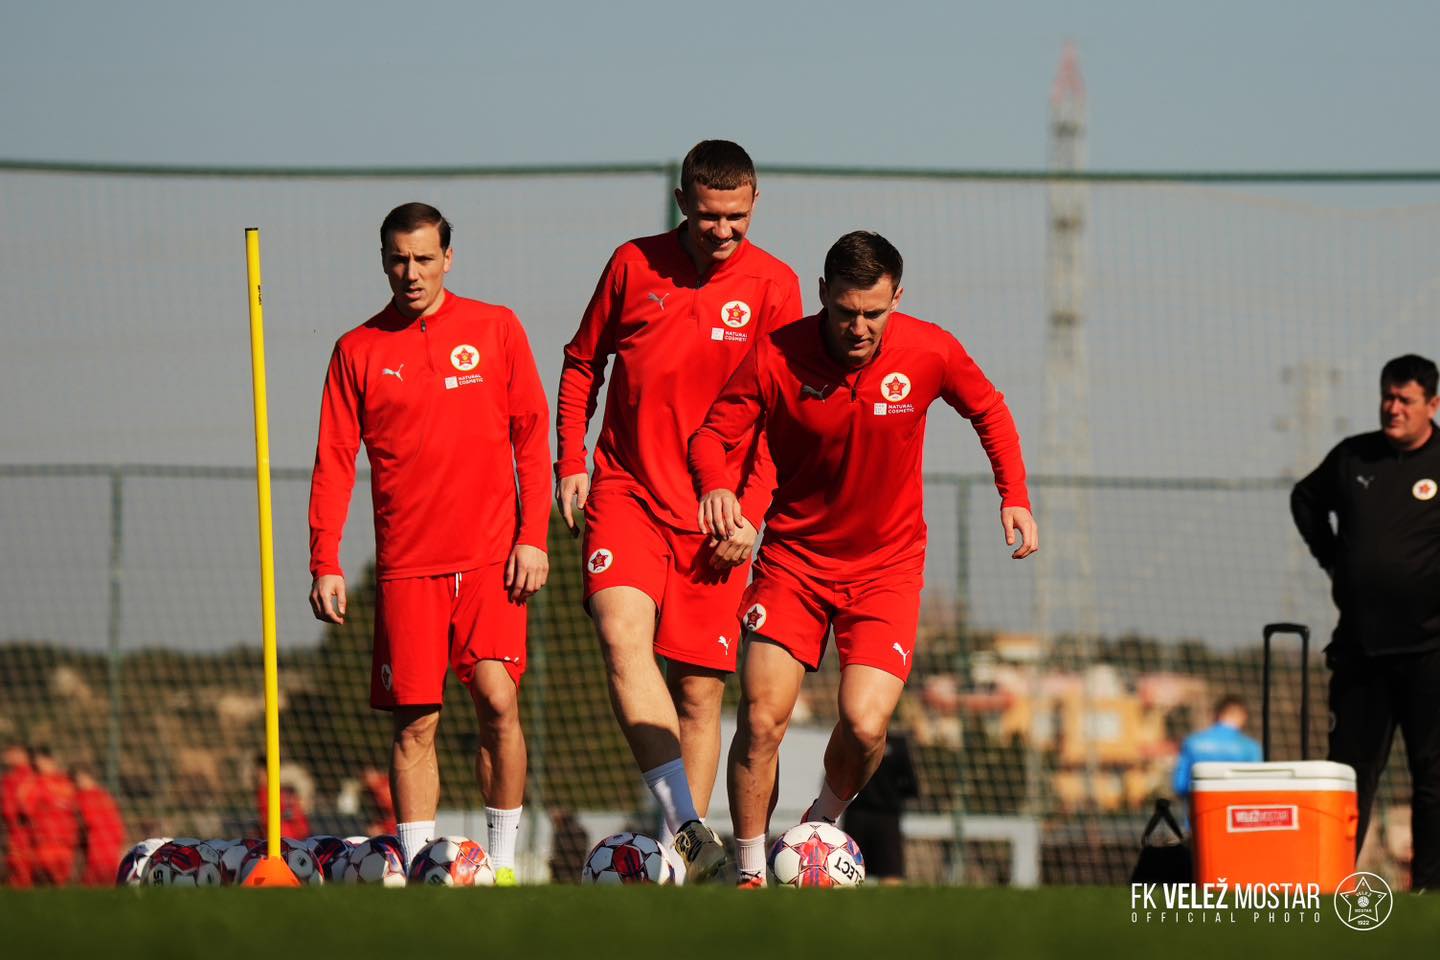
742, 604, 767, 632
450, 344, 480, 371
587, 549, 614, 574
720, 301, 752, 329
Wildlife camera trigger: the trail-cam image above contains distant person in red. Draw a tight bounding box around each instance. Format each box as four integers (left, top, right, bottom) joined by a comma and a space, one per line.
254, 755, 310, 839
362, 767, 397, 836
27, 747, 79, 885
690, 231, 1037, 886
1, 742, 36, 887
71, 766, 125, 887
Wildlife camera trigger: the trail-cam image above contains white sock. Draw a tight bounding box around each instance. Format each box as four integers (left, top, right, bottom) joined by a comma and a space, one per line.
810, 779, 852, 823
397, 820, 435, 868
641, 759, 699, 833
486, 805, 522, 871
737, 834, 767, 883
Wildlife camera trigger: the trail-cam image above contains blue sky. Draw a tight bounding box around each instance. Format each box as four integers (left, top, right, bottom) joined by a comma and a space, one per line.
3, 0, 1438, 171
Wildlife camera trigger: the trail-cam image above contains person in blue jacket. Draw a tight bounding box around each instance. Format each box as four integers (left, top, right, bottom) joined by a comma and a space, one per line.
1173, 695, 1263, 803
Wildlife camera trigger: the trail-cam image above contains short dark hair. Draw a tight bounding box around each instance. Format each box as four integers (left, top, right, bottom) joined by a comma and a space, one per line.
1381, 354, 1438, 400
1213, 695, 1247, 720
680, 140, 756, 199
824, 231, 904, 290
381, 202, 452, 250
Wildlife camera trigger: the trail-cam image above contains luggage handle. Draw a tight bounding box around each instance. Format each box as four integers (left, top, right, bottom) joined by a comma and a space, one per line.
1261, 622, 1310, 761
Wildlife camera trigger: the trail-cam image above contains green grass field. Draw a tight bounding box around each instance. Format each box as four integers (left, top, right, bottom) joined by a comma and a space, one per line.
5, 886, 1438, 959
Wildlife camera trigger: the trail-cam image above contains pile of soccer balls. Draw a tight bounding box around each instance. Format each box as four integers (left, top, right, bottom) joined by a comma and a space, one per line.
117, 835, 494, 887
577, 823, 865, 887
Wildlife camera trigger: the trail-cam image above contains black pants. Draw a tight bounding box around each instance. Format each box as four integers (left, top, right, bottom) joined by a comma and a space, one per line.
1328, 646, 1440, 888
841, 808, 904, 880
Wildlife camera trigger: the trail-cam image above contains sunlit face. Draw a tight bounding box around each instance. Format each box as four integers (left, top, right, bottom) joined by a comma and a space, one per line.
382, 224, 452, 319
818, 275, 903, 369
675, 182, 756, 271
1380, 379, 1439, 450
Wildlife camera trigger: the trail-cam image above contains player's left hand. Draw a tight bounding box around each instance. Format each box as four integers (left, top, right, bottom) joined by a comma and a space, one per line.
1002, 506, 1038, 559
709, 517, 757, 568
506, 544, 549, 602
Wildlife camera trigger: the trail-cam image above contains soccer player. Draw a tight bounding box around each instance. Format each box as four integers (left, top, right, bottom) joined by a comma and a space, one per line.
555, 140, 802, 883
308, 203, 551, 885
690, 231, 1037, 886
1291, 353, 1440, 890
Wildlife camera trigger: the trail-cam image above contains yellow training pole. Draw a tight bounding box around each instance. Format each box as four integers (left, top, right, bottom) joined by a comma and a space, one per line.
242, 228, 298, 886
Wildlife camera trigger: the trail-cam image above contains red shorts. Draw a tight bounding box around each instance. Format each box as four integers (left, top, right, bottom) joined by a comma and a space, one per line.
739, 557, 922, 682
371, 563, 526, 708
582, 486, 749, 672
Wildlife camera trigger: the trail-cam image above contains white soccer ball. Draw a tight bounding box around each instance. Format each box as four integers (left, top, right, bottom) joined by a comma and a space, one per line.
343, 835, 407, 887
406, 836, 495, 886
304, 835, 354, 884
217, 838, 263, 885
145, 838, 224, 887
237, 837, 321, 885
581, 832, 673, 885
116, 837, 171, 887
769, 822, 865, 888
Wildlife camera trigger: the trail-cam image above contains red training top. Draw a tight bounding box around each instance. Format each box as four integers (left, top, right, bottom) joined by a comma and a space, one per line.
555, 227, 802, 532
75, 785, 125, 887
690, 312, 1029, 578
26, 771, 78, 851
310, 293, 552, 580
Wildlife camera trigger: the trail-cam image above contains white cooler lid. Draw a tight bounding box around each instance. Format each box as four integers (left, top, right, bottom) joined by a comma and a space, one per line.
1191, 760, 1355, 793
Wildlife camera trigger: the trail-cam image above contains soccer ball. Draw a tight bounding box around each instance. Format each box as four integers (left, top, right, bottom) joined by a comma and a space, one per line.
146, 838, 224, 887
237, 837, 321, 885
116, 837, 171, 887
305, 836, 354, 884
581, 832, 673, 885
406, 836, 495, 886
217, 838, 262, 885
769, 822, 865, 888
343, 835, 407, 887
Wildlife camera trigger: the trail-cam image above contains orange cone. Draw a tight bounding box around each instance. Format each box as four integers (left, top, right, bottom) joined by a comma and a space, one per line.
240, 856, 301, 887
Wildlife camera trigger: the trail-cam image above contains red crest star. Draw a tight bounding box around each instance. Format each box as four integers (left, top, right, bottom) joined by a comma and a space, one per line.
744, 610, 761, 628
454, 348, 475, 367
727, 305, 747, 323
589, 552, 610, 572
884, 377, 906, 399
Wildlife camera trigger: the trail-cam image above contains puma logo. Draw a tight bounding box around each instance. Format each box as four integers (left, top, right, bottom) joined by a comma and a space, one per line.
800, 383, 833, 401
1356, 475, 1374, 489
382, 363, 405, 382
892, 642, 910, 665
717, 635, 731, 654
648, 292, 671, 310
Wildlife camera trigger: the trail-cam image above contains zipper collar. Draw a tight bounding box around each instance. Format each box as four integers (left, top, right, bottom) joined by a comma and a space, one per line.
671, 223, 750, 286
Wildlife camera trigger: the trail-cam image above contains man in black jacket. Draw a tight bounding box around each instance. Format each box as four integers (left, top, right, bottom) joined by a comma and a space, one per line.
1291, 353, 1440, 889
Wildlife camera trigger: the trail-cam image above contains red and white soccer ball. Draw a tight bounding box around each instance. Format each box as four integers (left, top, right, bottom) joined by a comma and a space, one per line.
145, 838, 225, 887
116, 837, 171, 886
305, 835, 354, 884
237, 837, 321, 885
580, 832, 674, 885
769, 822, 865, 888
406, 836, 495, 886
216, 838, 263, 885
343, 835, 407, 886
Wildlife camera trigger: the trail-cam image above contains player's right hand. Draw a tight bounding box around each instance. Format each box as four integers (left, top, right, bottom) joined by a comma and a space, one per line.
556, 473, 590, 537
698, 488, 743, 542
310, 575, 347, 624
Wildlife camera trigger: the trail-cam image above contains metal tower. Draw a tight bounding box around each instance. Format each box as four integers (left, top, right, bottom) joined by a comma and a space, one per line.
1034, 42, 1099, 648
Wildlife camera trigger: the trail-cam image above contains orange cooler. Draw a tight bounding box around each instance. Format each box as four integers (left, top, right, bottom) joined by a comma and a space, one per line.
1191, 760, 1357, 893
